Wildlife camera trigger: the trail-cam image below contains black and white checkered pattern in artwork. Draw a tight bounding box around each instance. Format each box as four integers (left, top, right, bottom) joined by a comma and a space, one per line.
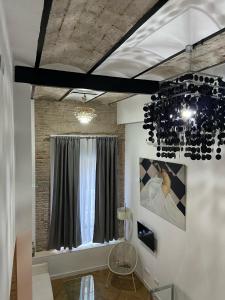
140, 158, 186, 216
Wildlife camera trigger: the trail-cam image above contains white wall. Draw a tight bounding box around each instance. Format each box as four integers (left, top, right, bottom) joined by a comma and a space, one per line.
4, 0, 43, 297
120, 101, 225, 300
0, 1, 15, 299
14, 83, 33, 235
117, 95, 149, 124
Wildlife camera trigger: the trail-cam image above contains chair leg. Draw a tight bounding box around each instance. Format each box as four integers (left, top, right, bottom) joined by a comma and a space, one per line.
131, 273, 136, 292
105, 270, 111, 288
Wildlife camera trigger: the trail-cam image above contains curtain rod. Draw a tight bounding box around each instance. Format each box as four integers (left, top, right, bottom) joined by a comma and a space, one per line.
50, 134, 118, 138
43, 133, 124, 141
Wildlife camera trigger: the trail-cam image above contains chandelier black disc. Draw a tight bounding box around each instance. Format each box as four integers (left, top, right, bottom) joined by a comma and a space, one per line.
143, 72, 225, 160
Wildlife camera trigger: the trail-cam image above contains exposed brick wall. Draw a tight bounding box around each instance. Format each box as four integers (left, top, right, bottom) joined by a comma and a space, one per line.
35, 99, 125, 251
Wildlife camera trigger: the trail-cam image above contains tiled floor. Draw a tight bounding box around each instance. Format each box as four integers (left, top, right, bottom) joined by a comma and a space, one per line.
51, 269, 152, 300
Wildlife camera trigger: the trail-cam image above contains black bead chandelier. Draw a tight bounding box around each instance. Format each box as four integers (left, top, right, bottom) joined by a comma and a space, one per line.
143, 72, 225, 160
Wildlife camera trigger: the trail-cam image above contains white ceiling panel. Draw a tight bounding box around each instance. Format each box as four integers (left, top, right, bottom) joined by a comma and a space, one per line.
93, 0, 225, 79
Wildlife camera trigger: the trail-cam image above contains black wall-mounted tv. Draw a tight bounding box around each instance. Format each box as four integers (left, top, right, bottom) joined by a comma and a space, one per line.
137, 221, 156, 252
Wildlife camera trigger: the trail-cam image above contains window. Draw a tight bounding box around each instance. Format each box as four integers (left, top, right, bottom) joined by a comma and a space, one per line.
49, 136, 118, 250
79, 138, 96, 245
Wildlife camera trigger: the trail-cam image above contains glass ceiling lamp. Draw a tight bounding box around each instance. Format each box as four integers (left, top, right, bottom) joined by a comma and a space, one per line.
73, 94, 97, 124
143, 46, 225, 161
74, 107, 97, 124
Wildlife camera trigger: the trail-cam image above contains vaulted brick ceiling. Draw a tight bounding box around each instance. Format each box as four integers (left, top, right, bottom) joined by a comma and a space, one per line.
34, 0, 158, 101
40, 0, 158, 72
34, 0, 225, 103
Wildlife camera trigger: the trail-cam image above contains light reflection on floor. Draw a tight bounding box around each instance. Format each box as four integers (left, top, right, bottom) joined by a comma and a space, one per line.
52, 269, 151, 300
64, 275, 95, 300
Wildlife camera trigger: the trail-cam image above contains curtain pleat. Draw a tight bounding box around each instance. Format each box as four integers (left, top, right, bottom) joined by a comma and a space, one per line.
93, 137, 119, 243
48, 137, 81, 250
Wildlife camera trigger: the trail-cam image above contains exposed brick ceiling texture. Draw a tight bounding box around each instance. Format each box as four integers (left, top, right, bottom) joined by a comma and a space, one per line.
34, 0, 225, 103
40, 0, 158, 72
34, 0, 158, 101
34, 30, 225, 102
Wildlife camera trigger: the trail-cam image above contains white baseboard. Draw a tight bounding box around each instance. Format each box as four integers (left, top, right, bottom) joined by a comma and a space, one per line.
134, 270, 162, 300
134, 269, 153, 291
50, 264, 108, 280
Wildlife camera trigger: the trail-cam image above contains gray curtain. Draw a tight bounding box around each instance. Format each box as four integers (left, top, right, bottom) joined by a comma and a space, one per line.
93, 137, 119, 243
48, 137, 81, 250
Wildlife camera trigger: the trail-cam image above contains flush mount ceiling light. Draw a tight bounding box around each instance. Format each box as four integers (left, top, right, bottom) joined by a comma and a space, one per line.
74, 94, 97, 124
66, 89, 104, 102
143, 72, 225, 160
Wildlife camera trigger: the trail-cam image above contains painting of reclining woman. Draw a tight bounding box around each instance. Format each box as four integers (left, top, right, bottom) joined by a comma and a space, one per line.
140, 158, 186, 230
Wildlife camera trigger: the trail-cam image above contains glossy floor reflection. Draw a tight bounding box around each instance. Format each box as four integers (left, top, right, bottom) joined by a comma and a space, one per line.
51, 269, 151, 300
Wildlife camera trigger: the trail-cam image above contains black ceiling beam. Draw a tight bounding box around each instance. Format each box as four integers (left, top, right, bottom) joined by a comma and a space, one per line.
31, 0, 53, 99
58, 89, 71, 101
198, 59, 225, 73
35, 0, 53, 68
87, 0, 169, 74
15, 66, 159, 95
193, 27, 225, 49
133, 49, 185, 79
60, 49, 184, 102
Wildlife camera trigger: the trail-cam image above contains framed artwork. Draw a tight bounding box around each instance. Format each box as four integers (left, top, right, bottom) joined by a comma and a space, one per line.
140, 158, 186, 230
